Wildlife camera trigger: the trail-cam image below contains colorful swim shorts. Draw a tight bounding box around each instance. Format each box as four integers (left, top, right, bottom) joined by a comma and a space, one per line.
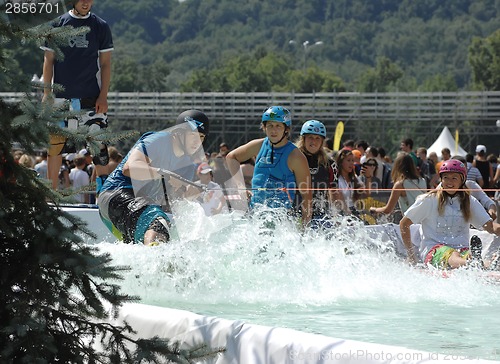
424, 244, 470, 268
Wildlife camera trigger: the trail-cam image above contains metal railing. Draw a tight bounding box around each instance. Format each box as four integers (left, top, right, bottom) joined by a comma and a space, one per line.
2, 91, 499, 152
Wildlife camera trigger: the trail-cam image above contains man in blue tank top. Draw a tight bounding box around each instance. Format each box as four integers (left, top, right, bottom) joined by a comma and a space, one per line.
98, 110, 209, 245
226, 106, 312, 226
41, 0, 113, 190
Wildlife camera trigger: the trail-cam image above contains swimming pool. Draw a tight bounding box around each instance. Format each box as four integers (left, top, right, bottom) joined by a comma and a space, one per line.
93, 204, 500, 361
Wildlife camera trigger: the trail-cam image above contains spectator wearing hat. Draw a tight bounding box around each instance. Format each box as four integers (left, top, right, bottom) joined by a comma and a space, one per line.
474, 144, 494, 196
196, 163, 228, 216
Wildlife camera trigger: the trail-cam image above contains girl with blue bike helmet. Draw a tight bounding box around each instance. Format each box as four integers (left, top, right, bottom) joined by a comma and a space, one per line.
300, 119, 326, 138
295, 120, 337, 224
261, 106, 292, 163
225, 106, 312, 226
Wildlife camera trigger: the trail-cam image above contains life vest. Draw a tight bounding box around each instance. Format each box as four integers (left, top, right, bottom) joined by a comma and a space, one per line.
251, 138, 297, 209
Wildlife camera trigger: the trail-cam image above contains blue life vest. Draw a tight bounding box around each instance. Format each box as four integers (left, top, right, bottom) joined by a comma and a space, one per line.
251, 139, 297, 209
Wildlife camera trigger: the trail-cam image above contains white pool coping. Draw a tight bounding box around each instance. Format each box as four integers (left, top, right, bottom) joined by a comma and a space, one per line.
105, 302, 499, 363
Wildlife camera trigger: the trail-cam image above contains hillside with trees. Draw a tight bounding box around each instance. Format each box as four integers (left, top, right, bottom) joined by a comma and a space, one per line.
98, 0, 500, 92
3, 0, 500, 92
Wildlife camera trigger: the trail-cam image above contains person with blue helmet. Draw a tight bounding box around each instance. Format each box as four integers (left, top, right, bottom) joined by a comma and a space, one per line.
226, 106, 312, 225
97, 109, 209, 245
295, 120, 338, 225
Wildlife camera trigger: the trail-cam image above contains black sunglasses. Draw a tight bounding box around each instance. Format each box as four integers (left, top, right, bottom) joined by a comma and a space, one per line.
363, 163, 377, 167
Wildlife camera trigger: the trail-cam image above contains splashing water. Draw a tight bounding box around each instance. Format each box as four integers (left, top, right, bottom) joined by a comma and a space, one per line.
95, 202, 500, 360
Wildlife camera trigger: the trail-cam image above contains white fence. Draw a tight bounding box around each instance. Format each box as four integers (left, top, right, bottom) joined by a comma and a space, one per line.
2, 91, 499, 152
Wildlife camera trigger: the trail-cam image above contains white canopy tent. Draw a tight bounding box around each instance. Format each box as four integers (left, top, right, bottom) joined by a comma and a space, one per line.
427, 126, 467, 157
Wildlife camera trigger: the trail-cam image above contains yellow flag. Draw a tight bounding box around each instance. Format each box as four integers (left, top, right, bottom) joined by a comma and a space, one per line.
333, 121, 344, 151
455, 129, 459, 154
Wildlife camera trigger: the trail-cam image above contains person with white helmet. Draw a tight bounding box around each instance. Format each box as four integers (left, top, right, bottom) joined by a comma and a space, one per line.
41, 0, 113, 190
400, 159, 500, 269
98, 110, 209, 245
295, 120, 337, 226
226, 106, 312, 226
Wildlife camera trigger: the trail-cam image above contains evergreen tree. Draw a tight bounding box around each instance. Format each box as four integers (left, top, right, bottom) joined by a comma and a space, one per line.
0, 14, 222, 364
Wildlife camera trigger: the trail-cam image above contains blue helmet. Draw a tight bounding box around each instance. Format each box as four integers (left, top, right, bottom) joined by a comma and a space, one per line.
262, 106, 292, 127
300, 120, 326, 138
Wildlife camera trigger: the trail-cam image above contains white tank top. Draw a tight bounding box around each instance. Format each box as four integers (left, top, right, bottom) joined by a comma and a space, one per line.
398, 178, 427, 212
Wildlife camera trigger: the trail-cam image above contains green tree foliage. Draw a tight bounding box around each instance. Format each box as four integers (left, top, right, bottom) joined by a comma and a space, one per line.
286, 68, 345, 92
180, 49, 345, 92
469, 29, 500, 91
2, 0, 500, 92
0, 19, 221, 364
420, 74, 459, 92
357, 57, 403, 92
